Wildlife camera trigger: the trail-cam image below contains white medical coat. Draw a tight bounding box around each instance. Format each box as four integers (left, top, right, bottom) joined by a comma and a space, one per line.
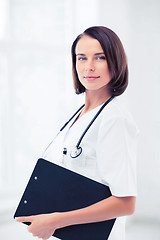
46, 97, 139, 240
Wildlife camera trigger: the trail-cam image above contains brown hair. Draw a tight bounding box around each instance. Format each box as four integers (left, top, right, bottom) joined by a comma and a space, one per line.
71, 26, 128, 97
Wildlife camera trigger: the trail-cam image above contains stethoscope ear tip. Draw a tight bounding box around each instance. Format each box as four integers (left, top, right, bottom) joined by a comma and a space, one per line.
70, 146, 82, 158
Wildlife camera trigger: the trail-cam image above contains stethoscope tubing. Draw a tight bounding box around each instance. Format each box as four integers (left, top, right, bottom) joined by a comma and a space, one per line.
75, 96, 114, 149
42, 96, 114, 158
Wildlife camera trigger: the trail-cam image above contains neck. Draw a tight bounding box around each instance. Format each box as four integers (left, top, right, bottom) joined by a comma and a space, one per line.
84, 88, 112, 112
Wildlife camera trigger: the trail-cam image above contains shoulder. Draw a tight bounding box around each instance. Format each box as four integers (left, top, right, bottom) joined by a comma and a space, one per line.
102, 97, 131, 119
99, 97, 139, 137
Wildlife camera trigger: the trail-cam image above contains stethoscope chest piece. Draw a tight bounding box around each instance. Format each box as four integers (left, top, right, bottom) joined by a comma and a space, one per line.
70, 146, 82, 158
43, 97, 113, 159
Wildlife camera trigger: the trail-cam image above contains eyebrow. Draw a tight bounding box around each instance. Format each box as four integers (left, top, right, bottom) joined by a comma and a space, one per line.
76, 52, 105, 56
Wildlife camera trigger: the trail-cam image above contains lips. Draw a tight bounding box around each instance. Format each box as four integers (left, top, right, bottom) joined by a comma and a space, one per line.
84, 76, 100, 81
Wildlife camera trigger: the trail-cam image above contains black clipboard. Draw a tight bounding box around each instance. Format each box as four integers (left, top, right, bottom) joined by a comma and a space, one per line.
14, 158, 116, 240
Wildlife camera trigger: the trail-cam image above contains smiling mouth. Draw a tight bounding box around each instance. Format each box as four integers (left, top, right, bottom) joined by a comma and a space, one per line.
84, 76, 100, 81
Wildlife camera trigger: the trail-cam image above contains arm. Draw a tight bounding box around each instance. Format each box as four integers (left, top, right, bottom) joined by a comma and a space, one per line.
16, 195, 136, 239
58, 195, 136, 227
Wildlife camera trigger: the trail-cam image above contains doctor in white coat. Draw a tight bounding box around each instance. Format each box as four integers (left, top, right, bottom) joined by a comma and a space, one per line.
16, 26, 139, 240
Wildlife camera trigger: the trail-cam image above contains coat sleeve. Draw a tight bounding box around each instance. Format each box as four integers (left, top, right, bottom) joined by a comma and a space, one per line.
96, 114, 139, 197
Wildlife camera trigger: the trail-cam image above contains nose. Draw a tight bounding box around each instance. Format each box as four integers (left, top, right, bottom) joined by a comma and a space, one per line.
85, 60, 95, 72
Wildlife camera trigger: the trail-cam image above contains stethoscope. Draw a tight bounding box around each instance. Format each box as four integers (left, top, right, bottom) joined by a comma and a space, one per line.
42, 96, 114, 159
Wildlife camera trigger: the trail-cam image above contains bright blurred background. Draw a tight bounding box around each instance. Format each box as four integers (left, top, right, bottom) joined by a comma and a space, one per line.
0, 0, 160, 239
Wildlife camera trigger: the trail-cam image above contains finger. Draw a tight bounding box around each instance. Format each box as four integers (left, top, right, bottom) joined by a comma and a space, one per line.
15, 216, 32, 223
27, 226, 32, 233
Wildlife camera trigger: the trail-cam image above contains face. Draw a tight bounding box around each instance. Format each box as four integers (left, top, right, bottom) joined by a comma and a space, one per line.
75, 35, 111, 93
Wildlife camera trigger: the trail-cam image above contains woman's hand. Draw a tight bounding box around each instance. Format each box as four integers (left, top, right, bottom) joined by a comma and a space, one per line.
16, 196, 136, 239
16, 212, 61, 240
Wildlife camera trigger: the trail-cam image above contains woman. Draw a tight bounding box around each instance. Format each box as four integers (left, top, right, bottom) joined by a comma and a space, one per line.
16, 26, 139, 240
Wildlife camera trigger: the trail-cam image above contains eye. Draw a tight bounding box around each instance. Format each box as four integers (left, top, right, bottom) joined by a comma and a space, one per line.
97, 56, 106, 60
78, 57, 87, 61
